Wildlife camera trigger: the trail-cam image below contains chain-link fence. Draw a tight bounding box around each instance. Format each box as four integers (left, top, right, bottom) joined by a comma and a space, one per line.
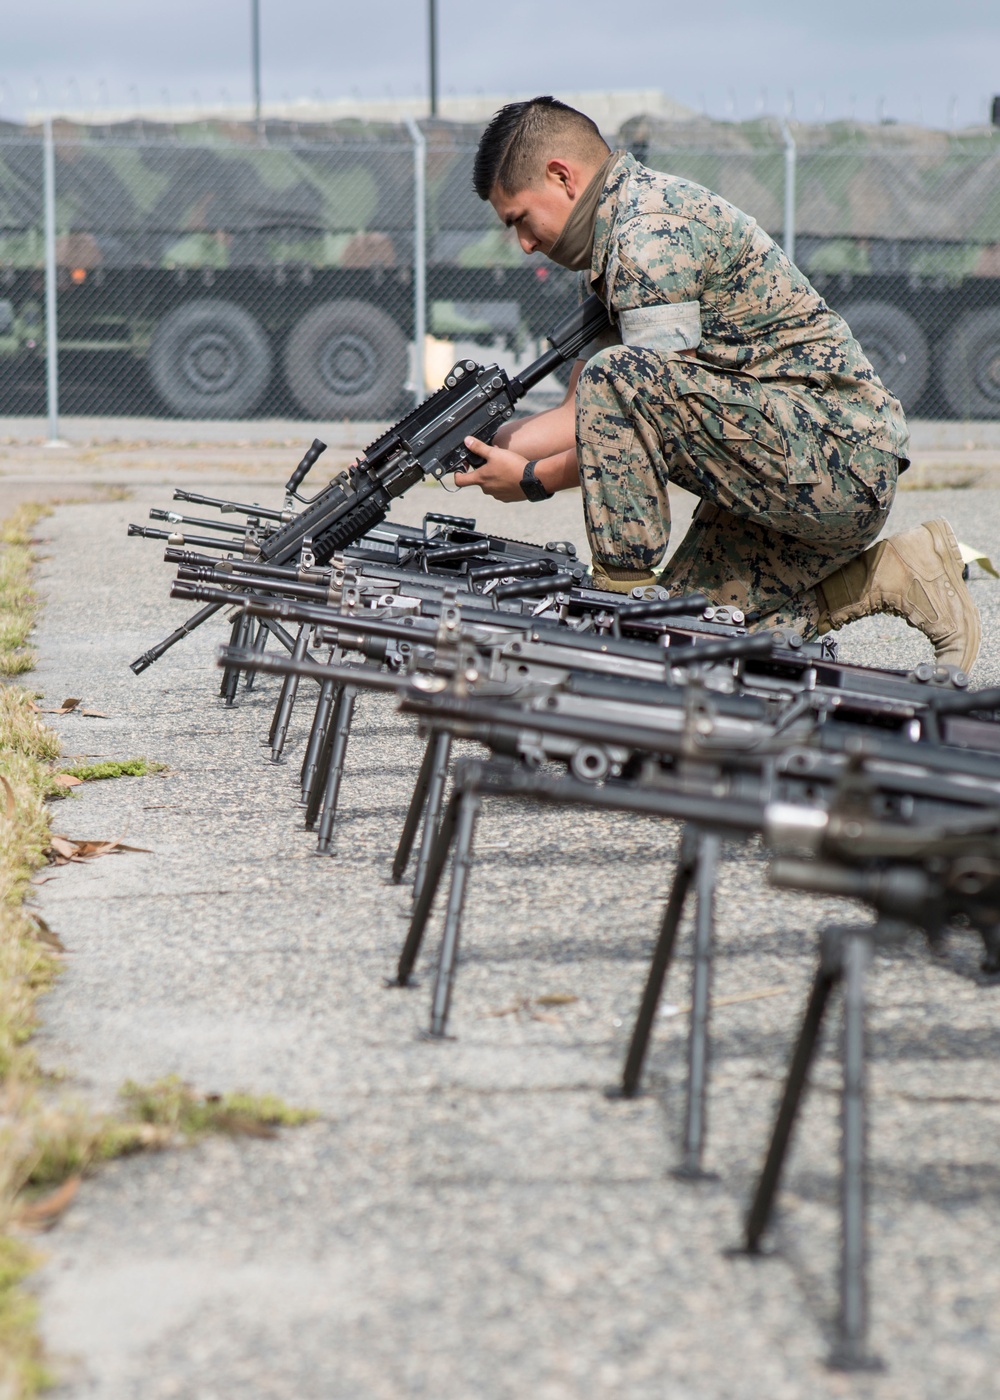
1, 113, 998, 426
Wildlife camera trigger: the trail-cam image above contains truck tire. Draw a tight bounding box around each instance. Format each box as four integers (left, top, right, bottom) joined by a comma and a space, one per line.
940, 308, 1000, 419
149, 300, 272, 418
284, 300, 408, 419
838, 300, 929, 413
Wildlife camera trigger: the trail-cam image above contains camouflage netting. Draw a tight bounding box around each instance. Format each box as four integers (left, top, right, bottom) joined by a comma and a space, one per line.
1, 115, 997, 276
620, 116, 1000, 278
0, 117, 522, 272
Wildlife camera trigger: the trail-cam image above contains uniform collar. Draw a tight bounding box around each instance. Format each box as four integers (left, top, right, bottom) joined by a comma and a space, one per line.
589, 151, 637, 284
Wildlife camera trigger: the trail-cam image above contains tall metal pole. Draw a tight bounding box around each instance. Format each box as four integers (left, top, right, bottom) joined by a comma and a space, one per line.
405, 118, 427, 404
43, 117, 60, 445
781, 118, 797, 265
251, 0, 262, 131
428, 0, 438, 118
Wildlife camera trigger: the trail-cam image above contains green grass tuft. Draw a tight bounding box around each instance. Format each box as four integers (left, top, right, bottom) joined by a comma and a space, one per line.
59, 758, 167, 782
0, 505, 52, 677
119, 1075, 317, 1139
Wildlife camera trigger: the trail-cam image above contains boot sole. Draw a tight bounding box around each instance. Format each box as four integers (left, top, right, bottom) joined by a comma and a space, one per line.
923, 519, 982, 674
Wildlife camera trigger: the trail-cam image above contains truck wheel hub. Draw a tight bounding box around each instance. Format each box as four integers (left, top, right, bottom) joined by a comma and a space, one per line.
182, 332, 238, 392
319, 333, 376, 394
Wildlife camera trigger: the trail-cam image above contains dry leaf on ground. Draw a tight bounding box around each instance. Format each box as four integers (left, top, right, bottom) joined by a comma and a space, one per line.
80, 708, 108, 718
1, 773, 14, 819
50, 773, 83, 789
481, 993, 579, 1021
40, 698, 83, 715
29, 916, 66, 952
17, 1175, 81, 1229
46, 834, 152, 865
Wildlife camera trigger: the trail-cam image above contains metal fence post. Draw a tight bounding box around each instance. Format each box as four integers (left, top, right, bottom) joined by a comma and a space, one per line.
406, 117, 427, 404
781, 119, 797, 266
43, 116, 61, 444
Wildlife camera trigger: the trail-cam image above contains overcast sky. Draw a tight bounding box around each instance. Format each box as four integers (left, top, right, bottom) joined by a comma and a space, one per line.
2, 0, 997, 129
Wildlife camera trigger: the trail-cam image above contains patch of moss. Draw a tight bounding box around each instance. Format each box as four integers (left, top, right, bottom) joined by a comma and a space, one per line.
59, 758, 167, 782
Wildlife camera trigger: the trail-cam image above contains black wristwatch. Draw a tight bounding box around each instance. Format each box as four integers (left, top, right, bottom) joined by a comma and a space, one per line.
521, 460, 554, 502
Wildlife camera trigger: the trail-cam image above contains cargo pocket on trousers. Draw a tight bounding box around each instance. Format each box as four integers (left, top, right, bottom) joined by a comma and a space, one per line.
678, 378, 790, 479
844, 443, 897, 513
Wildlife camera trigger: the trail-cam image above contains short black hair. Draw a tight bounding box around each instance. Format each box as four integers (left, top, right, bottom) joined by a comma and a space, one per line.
473, 96, 609, 200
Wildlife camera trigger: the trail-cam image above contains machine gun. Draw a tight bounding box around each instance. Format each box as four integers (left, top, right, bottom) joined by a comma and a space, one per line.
129, 295, 612, 674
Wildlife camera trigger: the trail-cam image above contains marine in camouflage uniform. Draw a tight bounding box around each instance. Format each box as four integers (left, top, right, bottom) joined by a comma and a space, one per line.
574, 151, 907, 634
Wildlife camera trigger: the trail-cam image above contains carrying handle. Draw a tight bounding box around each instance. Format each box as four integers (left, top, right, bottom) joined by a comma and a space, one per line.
493, 571, 576, 601
285, 439, 327, 497
615, 592, 710, 622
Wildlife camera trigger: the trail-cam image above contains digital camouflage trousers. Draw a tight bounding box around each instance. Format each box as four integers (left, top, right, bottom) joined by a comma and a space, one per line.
576, 345, 899, 634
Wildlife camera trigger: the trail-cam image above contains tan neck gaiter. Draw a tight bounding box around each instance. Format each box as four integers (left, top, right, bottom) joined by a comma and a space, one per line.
545, 150, 621, 271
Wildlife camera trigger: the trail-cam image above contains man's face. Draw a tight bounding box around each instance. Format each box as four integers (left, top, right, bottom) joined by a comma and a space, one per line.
488, 158, 580, 256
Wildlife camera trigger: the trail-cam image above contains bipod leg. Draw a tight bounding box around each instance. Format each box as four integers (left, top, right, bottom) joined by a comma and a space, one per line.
743, 931, 839, 1254
413, 731, 453, 902
427, 786, 481, 1038
304, 685, 342, 829
243, 620, 269, 691
614, 825, 700, 1099
828, 928, 881, 1372
673, 831, 721, 1180
220, 613, 250, 705
268, 624, 308, 763
300, 676, 337, 807
394, 790, 461, 987
313, 685, 357, 855
391, 732, 438, 885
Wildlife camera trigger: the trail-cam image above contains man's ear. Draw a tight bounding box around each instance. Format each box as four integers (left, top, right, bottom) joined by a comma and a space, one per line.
544, 158, 578, 201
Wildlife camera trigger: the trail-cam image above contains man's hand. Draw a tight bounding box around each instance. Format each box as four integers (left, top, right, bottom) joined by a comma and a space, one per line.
453, 437, 529, 502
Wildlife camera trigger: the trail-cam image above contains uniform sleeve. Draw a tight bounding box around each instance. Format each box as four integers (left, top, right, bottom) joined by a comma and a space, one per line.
610, 213, 711, 307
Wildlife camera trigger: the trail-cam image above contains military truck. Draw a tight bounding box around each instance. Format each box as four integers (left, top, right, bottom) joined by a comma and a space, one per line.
1, 113, 998, 418
0, 116, 578, 419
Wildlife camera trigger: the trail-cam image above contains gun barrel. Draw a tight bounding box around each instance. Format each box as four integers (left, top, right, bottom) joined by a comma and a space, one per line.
149, 509, 247, 536
128, 524, 253, 554
172, 489, 287, 522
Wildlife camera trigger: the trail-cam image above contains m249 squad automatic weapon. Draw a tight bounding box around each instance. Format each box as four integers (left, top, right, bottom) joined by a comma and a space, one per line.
129, 295, 612, 675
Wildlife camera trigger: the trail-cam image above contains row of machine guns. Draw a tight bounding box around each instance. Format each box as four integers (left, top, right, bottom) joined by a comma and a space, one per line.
129, 322, 999, 1373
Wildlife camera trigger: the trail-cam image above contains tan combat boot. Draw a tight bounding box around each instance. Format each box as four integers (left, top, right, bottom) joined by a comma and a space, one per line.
590, 562, 659, 594
816, 518, 981, 674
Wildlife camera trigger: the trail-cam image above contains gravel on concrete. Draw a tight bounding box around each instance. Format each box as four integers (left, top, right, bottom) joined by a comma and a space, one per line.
14, 454, 1000, 1399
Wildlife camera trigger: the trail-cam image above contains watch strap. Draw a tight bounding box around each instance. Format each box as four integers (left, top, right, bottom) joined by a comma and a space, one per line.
521, 460, 554, 502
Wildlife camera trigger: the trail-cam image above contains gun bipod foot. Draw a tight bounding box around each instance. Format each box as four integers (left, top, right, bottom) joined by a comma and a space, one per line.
383, 975, 420, 990
670, 1164, 720, 1183
418, 1027, 456, 1043
826, 1345, 884, 1374
723, 1240, 779, 1260
603, 1083, 648, 1101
